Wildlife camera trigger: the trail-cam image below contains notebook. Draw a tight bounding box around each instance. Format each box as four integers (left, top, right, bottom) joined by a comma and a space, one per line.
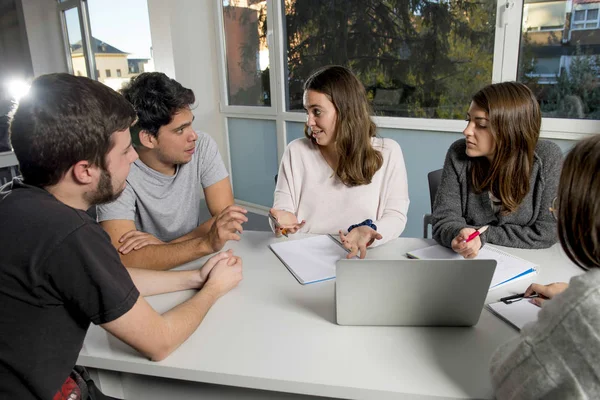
486, 300, 541, 330
406, 244, 537, 290
269, 235, 350, 285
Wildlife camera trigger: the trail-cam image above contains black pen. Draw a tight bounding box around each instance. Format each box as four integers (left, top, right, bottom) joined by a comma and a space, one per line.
500, 292, 539, 304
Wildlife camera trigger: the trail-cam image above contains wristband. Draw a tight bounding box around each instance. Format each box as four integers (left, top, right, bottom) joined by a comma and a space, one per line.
348, 219, 377, 233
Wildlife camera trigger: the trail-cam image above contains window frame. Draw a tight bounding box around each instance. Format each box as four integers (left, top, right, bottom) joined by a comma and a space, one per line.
57, 0, 97, 80
571, 5, 600, 31
215, 0, 597, 148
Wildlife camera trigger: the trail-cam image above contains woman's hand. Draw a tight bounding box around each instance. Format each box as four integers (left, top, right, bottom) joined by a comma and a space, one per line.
269, 208, 306, 237
339, 226, 382, 259
451, 228, 482, 259
525, 282, 569, 307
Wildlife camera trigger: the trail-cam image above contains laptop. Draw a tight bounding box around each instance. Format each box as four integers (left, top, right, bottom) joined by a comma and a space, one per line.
335, 259, 496, 326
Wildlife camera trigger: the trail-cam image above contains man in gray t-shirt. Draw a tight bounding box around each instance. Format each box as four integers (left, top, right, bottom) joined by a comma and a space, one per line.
97, 73, 247, 270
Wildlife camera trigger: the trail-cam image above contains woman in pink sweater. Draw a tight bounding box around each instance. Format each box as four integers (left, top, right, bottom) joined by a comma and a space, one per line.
270, 65, 410, 258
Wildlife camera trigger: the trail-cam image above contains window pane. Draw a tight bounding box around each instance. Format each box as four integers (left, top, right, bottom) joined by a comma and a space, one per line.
222, 0, 271, 107
588, 8, 598, 21
87, 0, 155, 91
284, 0, 496, 119
518, 1, 600, 119
65, 8, 88, 78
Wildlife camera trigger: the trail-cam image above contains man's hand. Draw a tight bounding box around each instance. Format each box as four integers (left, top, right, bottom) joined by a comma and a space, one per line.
206, 205, 248, 252
196, 250, 234, 288
118, 230, 165, 254
451, 228, 482, 259
525, 282, 569, 307
339, 226, 382, 259
269, 208, 305, 237
202, 255, 243, 299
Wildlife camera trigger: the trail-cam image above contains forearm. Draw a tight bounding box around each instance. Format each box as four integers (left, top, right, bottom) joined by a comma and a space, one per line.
485, 221, 557, 249
170, 217, 215, 244
374, 210, 408, 246
120, 237, 213, 270
432, 216, 470, 248
126, 268, 202, 296
158, 288, 219, 359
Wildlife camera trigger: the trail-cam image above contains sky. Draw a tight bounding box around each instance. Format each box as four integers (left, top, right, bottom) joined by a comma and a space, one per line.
65, 0, 153, 59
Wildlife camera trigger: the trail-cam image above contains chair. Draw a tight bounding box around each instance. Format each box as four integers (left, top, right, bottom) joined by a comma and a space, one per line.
422, 169, 443, 238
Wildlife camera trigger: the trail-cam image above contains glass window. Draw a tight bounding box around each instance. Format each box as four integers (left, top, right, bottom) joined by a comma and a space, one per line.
64, 7, 88, 78
283, 0, 497, 119
87, 0, 155, 90
222, 0, 271, 107
518, 0, 600, 119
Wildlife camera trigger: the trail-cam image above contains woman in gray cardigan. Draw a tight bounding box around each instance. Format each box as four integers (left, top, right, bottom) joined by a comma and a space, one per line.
490, 134, 600, 399
431, 82, 562, 258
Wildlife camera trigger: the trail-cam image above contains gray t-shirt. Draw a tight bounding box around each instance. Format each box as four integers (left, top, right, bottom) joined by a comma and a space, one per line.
97, 131, 228, 242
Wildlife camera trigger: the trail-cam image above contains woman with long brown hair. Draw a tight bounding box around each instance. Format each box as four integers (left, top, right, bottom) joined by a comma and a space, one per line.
490, 134, 600, 398
431, 82, 562, 258
270, 65, 409, 258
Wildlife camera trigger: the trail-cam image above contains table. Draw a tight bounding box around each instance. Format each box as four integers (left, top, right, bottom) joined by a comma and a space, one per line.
78, 232, 582, 400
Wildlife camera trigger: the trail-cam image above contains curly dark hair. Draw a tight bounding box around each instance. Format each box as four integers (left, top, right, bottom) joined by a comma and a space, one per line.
9, 73, 136, 188
120, 72, 195, 146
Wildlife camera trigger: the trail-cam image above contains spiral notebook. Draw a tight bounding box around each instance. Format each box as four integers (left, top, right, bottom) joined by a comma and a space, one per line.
269, 235, 351, 285
406, 244, 537, 290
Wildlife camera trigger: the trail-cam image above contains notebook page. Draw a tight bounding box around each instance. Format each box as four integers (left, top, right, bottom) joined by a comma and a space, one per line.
407, 244, 537, 289
269, 235, 349, 284
487, 300, 541, 330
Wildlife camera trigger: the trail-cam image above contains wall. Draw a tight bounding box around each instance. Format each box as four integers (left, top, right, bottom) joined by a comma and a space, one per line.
20, 0, 67, 76
146, 0, 227, 162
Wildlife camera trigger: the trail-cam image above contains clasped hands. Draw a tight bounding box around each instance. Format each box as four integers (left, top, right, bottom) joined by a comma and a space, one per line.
269, 209, 382, 259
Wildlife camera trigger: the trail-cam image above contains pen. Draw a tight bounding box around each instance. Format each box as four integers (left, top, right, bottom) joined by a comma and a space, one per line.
464, 225, 489, 243
268, 213, 288, 237
500, 292, 539, 304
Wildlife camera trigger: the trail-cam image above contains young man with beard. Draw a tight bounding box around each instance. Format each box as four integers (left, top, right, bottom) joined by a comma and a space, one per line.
0, 74, 243, 399
97, 72, 247, 270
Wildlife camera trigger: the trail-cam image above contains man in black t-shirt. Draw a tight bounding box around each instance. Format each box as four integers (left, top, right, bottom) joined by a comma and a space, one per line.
0, 74, 243, 399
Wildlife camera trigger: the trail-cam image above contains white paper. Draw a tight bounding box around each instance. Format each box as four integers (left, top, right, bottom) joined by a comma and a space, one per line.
269, 235, 349, 284
487, 300, 541, 330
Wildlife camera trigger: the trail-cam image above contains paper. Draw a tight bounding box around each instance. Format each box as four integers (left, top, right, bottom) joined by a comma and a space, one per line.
269, 235, 350, 284
487, 300, 541, 330
407, 244, 537, 290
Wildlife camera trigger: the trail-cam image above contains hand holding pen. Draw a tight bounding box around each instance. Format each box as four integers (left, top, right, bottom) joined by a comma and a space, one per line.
523, 282, 569, 307
268, 208, 306, 238
451, 226, 488, 259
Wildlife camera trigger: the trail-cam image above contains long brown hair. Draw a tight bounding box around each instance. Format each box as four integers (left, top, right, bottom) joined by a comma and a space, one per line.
303, 65, 382, 187
558, 135, 600, 271
470, 82, 541, 214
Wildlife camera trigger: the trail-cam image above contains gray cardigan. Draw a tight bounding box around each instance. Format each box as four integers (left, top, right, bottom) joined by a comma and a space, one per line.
490, 268, 600, 399
432, 139, 562, 249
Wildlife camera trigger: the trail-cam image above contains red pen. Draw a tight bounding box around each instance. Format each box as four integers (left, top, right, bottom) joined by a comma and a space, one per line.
464, 225, 489, 243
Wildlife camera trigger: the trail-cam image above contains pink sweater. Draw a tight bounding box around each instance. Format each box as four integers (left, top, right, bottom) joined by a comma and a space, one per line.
272, 137, 409, 246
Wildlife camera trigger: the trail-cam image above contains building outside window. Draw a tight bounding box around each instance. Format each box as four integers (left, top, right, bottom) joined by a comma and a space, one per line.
105, 68, 111, 77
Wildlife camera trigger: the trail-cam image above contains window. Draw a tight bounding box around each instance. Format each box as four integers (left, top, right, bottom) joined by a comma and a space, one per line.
221, 0, 271, 107
572, 6, 599, 30
283, 0, 496, 119
216, 0, 599, 136
518, 0, 600, 119
59, 0, 154, 91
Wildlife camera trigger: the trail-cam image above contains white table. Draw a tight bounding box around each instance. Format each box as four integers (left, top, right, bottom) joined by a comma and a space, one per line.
78, 232, 582, 400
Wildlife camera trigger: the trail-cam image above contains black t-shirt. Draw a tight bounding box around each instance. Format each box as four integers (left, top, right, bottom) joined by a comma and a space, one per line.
0, 180, 139, 399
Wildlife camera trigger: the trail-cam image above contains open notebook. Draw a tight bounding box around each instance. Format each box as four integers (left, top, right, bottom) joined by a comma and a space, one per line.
487, 300, 541, 330
407, 244, 537, 290
269, 235, 350, 285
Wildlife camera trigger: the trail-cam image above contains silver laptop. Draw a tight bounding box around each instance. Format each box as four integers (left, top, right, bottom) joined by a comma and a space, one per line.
335, 259, 496, 326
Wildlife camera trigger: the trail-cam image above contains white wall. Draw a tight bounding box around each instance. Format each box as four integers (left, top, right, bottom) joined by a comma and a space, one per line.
20, 0, 68, 76
147, 0, 227, 165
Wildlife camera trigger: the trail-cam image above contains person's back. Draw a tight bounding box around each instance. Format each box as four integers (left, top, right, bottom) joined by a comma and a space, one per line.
490, 134, 600, 399
0, 180, 137, 398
